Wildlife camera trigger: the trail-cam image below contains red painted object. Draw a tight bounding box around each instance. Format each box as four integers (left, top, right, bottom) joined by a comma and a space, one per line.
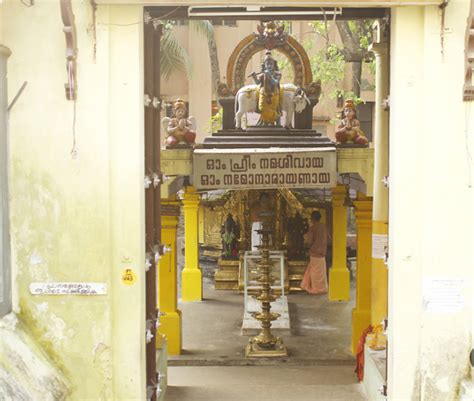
355, 325, 374, 382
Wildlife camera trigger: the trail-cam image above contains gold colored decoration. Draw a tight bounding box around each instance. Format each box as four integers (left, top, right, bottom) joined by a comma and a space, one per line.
366, 324, 387, 350
205, 189, 329, 293
287, 260, 307, 292
214, 259, 240, 290
226, 33, 314, 93
246, 225, 288, 358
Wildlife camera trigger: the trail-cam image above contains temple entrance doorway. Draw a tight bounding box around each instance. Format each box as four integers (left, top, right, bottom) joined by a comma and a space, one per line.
149, 6, 389, 400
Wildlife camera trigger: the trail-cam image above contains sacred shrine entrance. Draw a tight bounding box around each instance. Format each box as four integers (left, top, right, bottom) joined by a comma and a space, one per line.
152, 9, 385, 400
190, 26, 338, 357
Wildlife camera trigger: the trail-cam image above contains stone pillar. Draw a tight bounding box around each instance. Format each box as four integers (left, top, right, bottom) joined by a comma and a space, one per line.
370, 24, 389, 326
328, 185, 350, 301
181, 186, 202, 302
157, 198, 181, 355
351, 197, 373, 354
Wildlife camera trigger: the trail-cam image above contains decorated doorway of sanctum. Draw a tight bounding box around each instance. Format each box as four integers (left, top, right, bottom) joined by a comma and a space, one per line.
146, 6, 389, 400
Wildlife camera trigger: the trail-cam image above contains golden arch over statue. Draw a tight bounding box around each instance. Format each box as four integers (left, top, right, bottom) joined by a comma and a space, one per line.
226, 35, 313, 92
217, 22, 321, 130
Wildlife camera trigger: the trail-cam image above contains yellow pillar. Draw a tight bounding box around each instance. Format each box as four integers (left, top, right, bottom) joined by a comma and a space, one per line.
181, 186, 202, 302
198, 205, 205, 244
351, 197, 373, 354
157, 198, 182, 355
329, 185, 350, 301
370, 28, 389, 326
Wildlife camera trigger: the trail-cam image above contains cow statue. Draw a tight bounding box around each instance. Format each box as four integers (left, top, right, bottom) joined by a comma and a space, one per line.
234, 83, 310, 129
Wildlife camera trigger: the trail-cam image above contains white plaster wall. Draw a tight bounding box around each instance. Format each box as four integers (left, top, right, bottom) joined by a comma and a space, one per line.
1, 1, 145, 400
389, 2, 473, 400
106, 6, 146, 401
215, 20, 255, 83
188, 27, 212, 140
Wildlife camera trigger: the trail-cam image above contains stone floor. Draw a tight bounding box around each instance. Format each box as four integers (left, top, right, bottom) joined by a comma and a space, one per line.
171, 276, 355, 365
167, 250, 365, 400
165, 366, 367, 401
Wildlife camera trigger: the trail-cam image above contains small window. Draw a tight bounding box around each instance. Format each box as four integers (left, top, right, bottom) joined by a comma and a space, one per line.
211, 19, 238, 27
223, 20, 238, 27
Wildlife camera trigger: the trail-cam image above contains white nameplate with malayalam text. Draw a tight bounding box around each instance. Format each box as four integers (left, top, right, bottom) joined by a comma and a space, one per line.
194, 147, 336, 190
30, 282, 107, 296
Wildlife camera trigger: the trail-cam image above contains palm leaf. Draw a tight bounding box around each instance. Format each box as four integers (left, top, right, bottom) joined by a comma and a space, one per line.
190, 20, 221, 93
160, 30, 192, 80
189, 20, 215, 42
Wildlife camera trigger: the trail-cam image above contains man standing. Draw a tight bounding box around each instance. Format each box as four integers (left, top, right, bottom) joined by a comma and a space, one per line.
301, 211, 328, 294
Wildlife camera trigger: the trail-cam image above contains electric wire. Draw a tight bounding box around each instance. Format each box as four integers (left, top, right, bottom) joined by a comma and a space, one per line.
96, 6, 182, 27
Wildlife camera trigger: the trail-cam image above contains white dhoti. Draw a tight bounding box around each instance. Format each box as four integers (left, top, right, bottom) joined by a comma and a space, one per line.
251, 222, 263, 251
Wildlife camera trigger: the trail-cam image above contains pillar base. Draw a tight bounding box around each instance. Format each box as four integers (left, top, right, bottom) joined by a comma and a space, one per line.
328, 268, 350, 301
351, 308, 371, 355
158, 310, 182, 355
182, 268, 202, 302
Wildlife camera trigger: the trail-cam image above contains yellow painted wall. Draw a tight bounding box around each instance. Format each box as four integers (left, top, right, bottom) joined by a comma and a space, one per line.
0, 6, 3, 43
2, 2, 146, 399
388, 2, 473, 399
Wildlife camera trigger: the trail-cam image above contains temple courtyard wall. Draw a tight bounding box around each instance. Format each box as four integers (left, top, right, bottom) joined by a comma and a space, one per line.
1, 3, 146, 400
388, 2, 473, 399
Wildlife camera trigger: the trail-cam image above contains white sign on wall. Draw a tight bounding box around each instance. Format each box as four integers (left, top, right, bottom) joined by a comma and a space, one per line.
372, 234, 388, 259
29, 282, 107, 295
193, 147, 336, 190
423, 278, 465, 313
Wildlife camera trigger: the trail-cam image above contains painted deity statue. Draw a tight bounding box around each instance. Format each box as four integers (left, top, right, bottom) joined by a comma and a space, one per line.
221, 214, 240, 259
161, 99, 197, 147
249, 51, 283, 126
335, 99, 369, 145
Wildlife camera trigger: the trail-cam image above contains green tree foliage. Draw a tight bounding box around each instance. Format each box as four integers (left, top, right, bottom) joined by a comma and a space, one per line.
307, 19, 375, 104
160, 21, 191, 80
208, 107, 223, 133
159, 20, 221, 95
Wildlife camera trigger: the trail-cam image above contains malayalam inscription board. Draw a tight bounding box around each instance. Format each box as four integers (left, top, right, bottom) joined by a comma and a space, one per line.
193, 147, 336, 190
30, 282, 107, 295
